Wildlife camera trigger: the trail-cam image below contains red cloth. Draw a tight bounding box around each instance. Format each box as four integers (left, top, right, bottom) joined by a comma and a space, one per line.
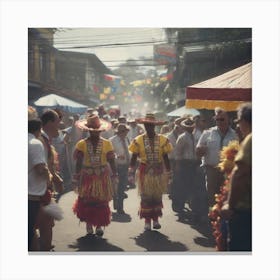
139, 201, 163, 220
73, 197, 111, 227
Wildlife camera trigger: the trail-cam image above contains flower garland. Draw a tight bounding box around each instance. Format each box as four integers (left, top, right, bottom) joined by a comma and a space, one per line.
208, 140, 239, 251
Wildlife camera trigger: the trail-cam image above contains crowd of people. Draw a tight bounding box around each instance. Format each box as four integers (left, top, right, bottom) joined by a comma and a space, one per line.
28, 102, 252, 252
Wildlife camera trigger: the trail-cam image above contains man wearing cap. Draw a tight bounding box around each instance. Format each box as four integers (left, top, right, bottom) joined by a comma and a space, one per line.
127, 118, 144, 142
166, 117, 185, 198
129, 113, 173, 231
172, 117, 197, 214
196, 108, 238, 209
109, 123, 131, 214
118, 115, 127, 124
72, 114, 118, 236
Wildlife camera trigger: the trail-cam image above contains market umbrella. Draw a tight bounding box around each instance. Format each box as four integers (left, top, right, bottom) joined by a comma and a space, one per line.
34, 94, 88, 114
167, 106, 200, 117
185, 62, 252, 111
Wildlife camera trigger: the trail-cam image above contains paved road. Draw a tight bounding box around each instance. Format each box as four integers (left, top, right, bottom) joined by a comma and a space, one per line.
52, 187, 216, 253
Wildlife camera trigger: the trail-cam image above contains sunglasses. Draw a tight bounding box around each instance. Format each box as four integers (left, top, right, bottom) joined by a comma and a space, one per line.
215, 118, 225, 121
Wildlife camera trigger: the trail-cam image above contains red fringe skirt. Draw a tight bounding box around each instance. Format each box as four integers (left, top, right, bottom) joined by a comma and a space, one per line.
73, 197, 111, 227
72, 167, 113, 227
139, 199, 163, 220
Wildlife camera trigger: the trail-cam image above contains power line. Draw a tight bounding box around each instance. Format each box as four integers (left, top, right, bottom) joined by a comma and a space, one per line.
54, 39, 167, 49
53, 29, 164, 43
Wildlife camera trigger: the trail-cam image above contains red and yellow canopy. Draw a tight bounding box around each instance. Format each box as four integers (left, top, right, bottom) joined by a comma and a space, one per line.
186, 63, 252, 111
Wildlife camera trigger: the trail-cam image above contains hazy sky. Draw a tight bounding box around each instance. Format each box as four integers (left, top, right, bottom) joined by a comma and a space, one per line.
54, 28, 167, 69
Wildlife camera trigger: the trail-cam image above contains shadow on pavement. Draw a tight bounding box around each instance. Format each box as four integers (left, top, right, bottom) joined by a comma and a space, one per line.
68, 234, 124, 252
175, 210, 215, 248
111, 212, 132, 223
193, 236, 215, 248
133, 230, 188, 252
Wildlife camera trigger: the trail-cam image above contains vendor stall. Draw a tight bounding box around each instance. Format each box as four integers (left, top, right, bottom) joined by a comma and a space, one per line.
186, 62, 252, 111
34, 94, 88, 114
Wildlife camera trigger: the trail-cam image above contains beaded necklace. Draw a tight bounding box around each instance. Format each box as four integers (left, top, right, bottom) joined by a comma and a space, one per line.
86, 138, 103, 166
143, 134, 160, 164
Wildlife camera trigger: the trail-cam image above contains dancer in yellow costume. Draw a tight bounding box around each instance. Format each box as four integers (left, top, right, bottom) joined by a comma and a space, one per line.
129, 113, 173, 230
72, 114, 118, 237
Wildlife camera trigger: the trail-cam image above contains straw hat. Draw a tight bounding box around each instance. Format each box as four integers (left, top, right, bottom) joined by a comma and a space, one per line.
135, 113, 166, 126
75, 114, 111, 131
181, 117, 195, 128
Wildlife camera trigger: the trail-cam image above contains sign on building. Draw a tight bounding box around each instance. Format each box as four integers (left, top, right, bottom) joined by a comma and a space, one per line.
154, 44, 177, 65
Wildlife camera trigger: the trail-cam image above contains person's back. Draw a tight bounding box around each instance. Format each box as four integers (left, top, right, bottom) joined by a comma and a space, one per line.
28, 118, 50, 251
221, 102, 252, 251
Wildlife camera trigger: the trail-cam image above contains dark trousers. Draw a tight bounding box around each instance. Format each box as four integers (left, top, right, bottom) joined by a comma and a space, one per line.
190, 165, 208, 216
205, 165, 225, 208
115, 164, 129, 211
28, 199, 41, 251
171, 160, 196, 212
228, 209, 252, 251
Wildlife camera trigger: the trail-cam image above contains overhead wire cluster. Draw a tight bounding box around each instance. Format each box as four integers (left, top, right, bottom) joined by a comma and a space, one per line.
51, 28, 168, 68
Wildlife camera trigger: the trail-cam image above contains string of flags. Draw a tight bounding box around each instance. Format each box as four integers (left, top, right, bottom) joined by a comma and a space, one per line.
96, 70, 174, 101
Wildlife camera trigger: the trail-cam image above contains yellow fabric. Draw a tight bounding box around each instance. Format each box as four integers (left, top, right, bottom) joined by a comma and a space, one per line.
78, 174, 113, 201
136, 170, 168, 197
235, 133, 252, 165
75, 138, 114, 167
185, 99, 246, 111
128, 134, 173, 163
104, 87, 111, 94
99, 93, 107, 100
232, 133, 252, 209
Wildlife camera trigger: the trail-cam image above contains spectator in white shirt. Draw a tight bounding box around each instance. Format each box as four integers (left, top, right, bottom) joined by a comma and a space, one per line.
172, 117, 196, 213
196, 107, 238, 208
28, 118, 50, 250
127, 119, 144, 142
109, 123, 131, 214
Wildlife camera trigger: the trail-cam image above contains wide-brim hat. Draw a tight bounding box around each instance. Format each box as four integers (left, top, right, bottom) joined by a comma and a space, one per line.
174, 116, 188, 127
135, 113, 166, 126
75, 114, 111, 132
115, 123, 130, 133
181, 117, 195, 128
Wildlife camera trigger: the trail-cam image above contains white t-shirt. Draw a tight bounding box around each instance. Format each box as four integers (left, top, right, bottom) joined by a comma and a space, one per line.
197, 126, 238, 166
175, 131, 196, 160
28, 133, 47, 196
109, 135, 130, 165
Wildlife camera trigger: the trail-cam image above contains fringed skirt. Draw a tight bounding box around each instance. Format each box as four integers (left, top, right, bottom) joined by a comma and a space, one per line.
73, 166, 113, 227
136, 163, 168, 219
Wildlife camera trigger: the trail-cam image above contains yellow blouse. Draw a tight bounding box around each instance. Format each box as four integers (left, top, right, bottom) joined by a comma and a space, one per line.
129, 134, 172, 164
75, 138, 114, 167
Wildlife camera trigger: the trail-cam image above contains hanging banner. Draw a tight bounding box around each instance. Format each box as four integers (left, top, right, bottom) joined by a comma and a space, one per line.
93, 84, 99, 93
104, 87, 111, 94
159, 72, 174, 82
104, 74, 122, 81
99, 93, 107, 100
154, 44, 176, 65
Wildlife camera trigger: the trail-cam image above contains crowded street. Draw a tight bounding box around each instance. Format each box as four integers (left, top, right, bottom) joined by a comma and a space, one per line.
2, 4, 280, 278
52, 187, 215, 253
25, 27, 254, 254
